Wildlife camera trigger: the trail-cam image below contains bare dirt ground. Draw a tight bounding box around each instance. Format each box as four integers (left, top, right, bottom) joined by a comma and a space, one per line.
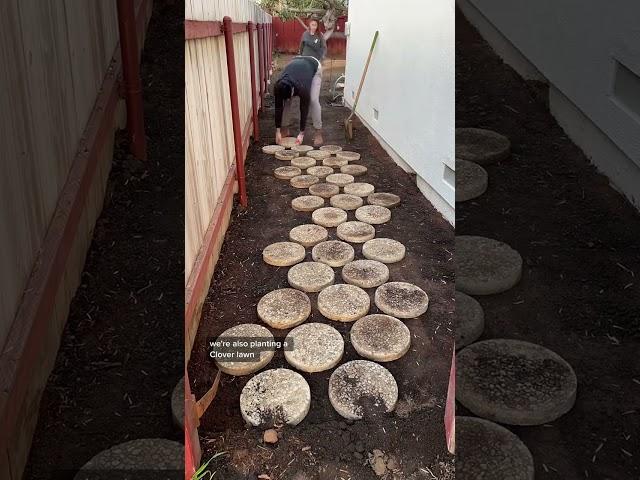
457, 10, 640, 479
187, 55, 455, 479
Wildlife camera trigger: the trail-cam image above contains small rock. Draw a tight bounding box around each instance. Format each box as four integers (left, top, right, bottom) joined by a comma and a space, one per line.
263, 429, 278, 444
372, 456, 387, 476
387, 456, 400, 471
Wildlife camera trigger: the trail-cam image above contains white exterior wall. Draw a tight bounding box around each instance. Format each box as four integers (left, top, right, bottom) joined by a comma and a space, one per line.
344, 0, 455, 224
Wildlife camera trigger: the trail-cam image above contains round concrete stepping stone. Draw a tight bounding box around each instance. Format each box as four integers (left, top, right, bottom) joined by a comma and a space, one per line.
342, 260, 389, 288
240, 368, 311, 426
456, 291, 485, 349
362, 238, 406, 263
355, 205, 391, 224
291, 195, 324, 212
312, 240, 355, 267
289, 224, 328, 247
307, 149, 332, 160
336, 151, 361, 162
367, 192, 401, 208
456, 127, 511, 165
75, 439, 183, 477
329, 193, 364, 210
257, 288, 311, 329
290, 174, 320, 189
275, 165, 302, 180
291, 156, 316, 169
309, 182, 340, 198
319, 144, 343, 153
336, 221, 375, 243
326, 173, 355, 187
350, 314, 411, 361
215, 323, 275, 375
457, 416, 535, 480
457, 339, 577, 425
340, 164, 367, 176
323, 157, 349, 168
284, 323, 344, 372
328, 360, 398, 420
456, 235, 523, 295
307, 165, 333, 179
456, 159, 488, 202
318, 284, 370, 322
275, 149, 300, 161
344, 182, 375, 197
263, 241, 306, 266
375, 282, 429, 318
280, 136, 298, 149
263, 144, 286, 154
292, 144, 314, 153
171, 377, 184, 430
288, 261, 335, 292
312, 207, 348, 227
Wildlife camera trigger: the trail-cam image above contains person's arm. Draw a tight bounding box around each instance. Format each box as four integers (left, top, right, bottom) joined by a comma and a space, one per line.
299, 33, 305, 55
320, 36, 327, 60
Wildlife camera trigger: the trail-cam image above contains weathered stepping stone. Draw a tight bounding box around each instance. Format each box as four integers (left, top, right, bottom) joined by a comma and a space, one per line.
291, 195, 324, 212
262, 144, 285, 154
344, 182, 375, 197
240, 368, 311, 426
328, 360, 398, 420
318, 284, 370, 321
309, 182, 340, 198
292, 144, 313, 153
307, 149, 332, 160
312, 240, 355, 267
275, 166, 302, 179
456, 127, 511, 165
291, 156, 316, 169
362, 238, 406, 263
171, 377, 184, 430
319, 144, 343, 153
367, 192, 401, 208
350, 314, 411, 361
289, 224, 328, 247
342, 260, 390, 288
456, 159, 488, 202
257, 288, 311, 329
290, 174, 320, 189
457, 416, 535, 480
375, 282, 429, 318
456, 235, 522, 295
284, 323, 344, 372
214, 323, 275, 375
312, 207, 348, 227
323, 157, 349, 168
456, 291, 485, 349
263, 241, 306, 266
341, 164, 367, 176
288, 261, 335, 292
336, 151, 361, 162
326, 173, 355, 187
307, 165, 334, 179
329, 193, 364, 210
457, 339, 577, 425
280, 136, 298, 149
275, 149, 300, 161
75, 439, 183, 477
336, 221, 375, 243
355, 205, 391, 224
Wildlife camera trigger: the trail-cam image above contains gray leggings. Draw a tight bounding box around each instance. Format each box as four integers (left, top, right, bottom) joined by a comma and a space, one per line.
282, 67, 322, 130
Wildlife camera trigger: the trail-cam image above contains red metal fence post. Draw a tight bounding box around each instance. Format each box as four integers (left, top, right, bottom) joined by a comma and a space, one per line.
222, 16, 248, 207
257, 23, 265, 107
247, 21, 259, 140
268, 23, 272, 75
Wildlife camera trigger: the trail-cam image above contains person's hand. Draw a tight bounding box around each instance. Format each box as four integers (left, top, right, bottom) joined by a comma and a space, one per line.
275, 129, 282, 145
296, 132, 305, 145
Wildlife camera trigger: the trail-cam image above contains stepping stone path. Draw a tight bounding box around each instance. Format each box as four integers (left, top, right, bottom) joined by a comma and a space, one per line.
307, 166, 333, 179
291, 156, 316, 169
312, 207, 348, 227
355, 205, 391, 224
362, 238, 406, 263
457, 339, 578, 425
292, 144, 313, 153
456, 291, 485, 349
320, 144, 342, 153
312, 240, 355, 267
288, 261, 335, 292
328, 360, 398, 420
307, 149, 332, 160
289, 224, 328, 247
323, 157, 349, 168
257, 288, 311, 329
275, 166, 302, 179
290, 174, 319, 188
284, 323, 344, 372
341, 164, 367, 176
457, 416, 534, 480
336, 151, 361, 162
240, 368, 311, 426
262, 144, 285, 154
350, 314, 411, 361
336, 221, 375, 243
309, 182, 340, 198
263, 241, 306, 266
318, 284, 370, 321
329, 193, 364, 210
291, 195, 324, 212
456, 159, 488, 202
375, 282, 429, 318
342, 259, 389, 288
455, 127, 511, 165
367, 192, 401, 208
344, 182, 375, 197
171, 377, 184, 430
280, 137, 298, 148
215, 323, 275, 375
456, 235, 522, 295
326, 173, 355, 187
276, 149, 299, 161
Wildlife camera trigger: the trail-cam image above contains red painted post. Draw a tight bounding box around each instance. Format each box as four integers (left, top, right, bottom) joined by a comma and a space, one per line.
184, 372, 199, 479
268, 23, 272, 75
257, 23, 265, 107
247, 22, 259, 140
223, 16, 248, 207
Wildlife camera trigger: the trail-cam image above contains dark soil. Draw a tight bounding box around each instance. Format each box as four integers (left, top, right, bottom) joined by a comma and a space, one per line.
187, 56, 455, 479
457, 10, 640, 479
25, 2, 184, 478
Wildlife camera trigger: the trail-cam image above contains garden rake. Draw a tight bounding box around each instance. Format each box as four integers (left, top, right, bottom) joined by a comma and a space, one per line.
345, 30, 379, 140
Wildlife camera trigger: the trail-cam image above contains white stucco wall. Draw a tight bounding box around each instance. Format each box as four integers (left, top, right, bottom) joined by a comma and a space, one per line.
344, 0, 455, 223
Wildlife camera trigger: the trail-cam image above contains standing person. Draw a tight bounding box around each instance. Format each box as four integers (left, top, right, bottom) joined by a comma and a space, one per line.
299, 19, 326, 62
